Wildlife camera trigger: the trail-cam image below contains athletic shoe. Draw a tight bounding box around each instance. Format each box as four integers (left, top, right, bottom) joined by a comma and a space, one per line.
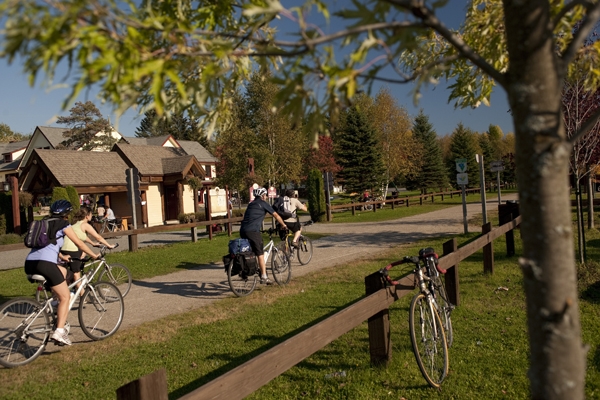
51, 329, 72, 346
64, 322, 70, 335
291, 241, 299, 248
260, 277, 273, 285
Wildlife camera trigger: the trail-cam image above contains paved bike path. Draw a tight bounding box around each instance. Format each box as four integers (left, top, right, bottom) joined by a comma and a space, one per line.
6, 196, 517, 346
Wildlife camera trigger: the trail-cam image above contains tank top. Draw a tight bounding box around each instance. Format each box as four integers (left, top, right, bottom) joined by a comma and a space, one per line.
61, 220, 87, 252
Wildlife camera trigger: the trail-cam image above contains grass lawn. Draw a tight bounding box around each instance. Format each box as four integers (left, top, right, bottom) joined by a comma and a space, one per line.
1, 226, 599, 399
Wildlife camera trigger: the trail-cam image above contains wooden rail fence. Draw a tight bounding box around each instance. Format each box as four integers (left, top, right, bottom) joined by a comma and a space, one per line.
117, 212, 522, 400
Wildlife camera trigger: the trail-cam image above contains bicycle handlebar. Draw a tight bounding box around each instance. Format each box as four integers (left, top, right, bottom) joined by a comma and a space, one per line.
73, 243, 119, 263
379, 250, 445, 286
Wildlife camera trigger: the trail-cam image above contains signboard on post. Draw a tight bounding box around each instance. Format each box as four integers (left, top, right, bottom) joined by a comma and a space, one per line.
456, 173, 468, 185
490, 161, 504, 172
455, 158, 467, 173
209, 187, 228, 217
268, 187, 277, 199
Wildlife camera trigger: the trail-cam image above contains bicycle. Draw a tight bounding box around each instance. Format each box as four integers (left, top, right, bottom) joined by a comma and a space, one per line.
96, 217, 122, 238
35, 244, 132, 299
380, 247, 453, 388
280, 220, 314, 265
0, 246, 124, 368
226, 228, 292, 297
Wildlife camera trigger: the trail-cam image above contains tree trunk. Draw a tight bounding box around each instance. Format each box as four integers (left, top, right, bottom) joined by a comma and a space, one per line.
504, 1, 585, 398
587, 170, 594, 229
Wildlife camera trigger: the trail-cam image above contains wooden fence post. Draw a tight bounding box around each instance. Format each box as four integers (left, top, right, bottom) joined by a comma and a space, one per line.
406, 196, 409, 207
442, 238, 460, 307
420, 196, 423, 206
191, 227, 198, 243
365, 272, 391, 366
116, 368, 168, 400
482, 222, 494, 274
128, 234, 138, 252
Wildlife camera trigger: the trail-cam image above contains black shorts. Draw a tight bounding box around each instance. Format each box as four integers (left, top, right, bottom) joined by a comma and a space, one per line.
285, 221, 301, 233
25, 260, 65, 287
60, 250, 83, 273
240, 231, 263, 256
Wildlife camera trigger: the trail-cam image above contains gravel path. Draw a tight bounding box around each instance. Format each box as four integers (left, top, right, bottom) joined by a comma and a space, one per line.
2, 195, 517, 346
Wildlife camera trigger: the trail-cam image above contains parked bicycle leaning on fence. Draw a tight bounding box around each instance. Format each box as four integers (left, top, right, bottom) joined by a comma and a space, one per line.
380, 247, 453, 388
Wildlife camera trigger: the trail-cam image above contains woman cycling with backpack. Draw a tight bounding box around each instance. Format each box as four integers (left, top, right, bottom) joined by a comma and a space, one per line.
24, 200, 100, 346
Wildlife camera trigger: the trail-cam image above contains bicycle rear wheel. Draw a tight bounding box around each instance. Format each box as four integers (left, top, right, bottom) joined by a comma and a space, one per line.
0, 298, 51, 368
98, 263, 132, 297
271, 246, 291, 285
409, 292, 449, 388
432, 276, 454, 347
296, 235, 313, 265
78, 282, 124, 340
228, 259, 257, 297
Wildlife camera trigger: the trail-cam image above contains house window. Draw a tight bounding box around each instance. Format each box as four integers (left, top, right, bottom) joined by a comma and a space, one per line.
3, 154, 11, 163
204, 165, 212, 178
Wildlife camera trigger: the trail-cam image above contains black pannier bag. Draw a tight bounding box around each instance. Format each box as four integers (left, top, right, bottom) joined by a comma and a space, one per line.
223, 254, 243, 276
239, 251, 258, 277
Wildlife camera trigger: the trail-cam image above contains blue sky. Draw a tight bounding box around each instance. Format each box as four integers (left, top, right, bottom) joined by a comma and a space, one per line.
0, 0, 514, 138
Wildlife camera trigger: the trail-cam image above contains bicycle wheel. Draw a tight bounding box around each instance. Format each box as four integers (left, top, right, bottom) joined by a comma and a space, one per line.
271, 246, 291, 285
109, 224, 122, 239
0, 298, 51, 368
409, 292, 449, 388
98, 263, 132, 297
99, 222, 107, 234
228, 259, 257, 297
78, 282, 124, 340
432, 276, 454, 347
296, 235, 313, 265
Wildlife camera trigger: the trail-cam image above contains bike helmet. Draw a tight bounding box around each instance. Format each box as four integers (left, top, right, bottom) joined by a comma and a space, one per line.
253, 187, 267, 198
50, 200, 73, 217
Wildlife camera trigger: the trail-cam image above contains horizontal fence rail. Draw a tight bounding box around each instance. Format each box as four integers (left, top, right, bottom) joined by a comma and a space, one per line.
117, 212, 522, 400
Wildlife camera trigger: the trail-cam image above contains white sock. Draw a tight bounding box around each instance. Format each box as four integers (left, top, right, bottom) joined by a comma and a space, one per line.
55, 328, 65, 334
262, 274, 268, 279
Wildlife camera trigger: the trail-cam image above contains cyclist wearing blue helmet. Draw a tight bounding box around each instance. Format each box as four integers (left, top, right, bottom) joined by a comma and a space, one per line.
24, 200, 99, 346
240, 187, 287, 285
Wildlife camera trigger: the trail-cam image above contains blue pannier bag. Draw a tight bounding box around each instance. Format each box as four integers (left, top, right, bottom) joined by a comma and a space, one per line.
228, 238, 251, 255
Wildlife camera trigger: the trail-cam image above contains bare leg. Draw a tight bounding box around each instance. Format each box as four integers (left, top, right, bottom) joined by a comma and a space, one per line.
52, 282, 70, 329
293, 229, 302, 244
258, 254, 267, 276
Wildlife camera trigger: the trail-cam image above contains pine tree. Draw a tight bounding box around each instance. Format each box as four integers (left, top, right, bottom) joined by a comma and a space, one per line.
56, 101, 114, 151
335, 104, 384, 194
478, 132, 495, 187
135, 109, 207, 145
447, 123, 479, 188
406, 111, 448, 192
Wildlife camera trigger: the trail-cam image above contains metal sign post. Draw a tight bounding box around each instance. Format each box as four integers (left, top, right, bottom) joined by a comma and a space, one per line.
455, 158, 468, 234
475, 154, 487, 225
490, 160, 505, 205
125, 167, 141, 229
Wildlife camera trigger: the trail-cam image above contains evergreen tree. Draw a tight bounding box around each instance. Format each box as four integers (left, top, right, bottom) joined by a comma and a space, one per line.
56, 101, 115, 151
447, 123, 479, 188
335, 104, 384, 194
406, 111, 448, 192
135, 109, 208, 146
0, 123, 29, 142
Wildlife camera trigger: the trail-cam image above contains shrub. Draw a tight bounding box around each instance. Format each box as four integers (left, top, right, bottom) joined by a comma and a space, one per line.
306, 169, 326, 222
0, 233, 23, 245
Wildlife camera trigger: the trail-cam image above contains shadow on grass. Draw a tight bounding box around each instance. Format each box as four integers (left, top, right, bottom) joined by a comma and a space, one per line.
581, 280, 600, 304
169, 296, 368, 398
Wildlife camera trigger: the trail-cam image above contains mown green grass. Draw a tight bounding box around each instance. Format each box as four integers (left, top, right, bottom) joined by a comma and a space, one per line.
1, 228, 599, 399
328, 190, 516, 224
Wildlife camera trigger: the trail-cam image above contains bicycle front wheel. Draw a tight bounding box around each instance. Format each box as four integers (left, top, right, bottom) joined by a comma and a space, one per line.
296, 236, 313, 265
98, 263, 132, 297
0, 298, 51, 368
271, 246, 291, 285
78, 282, 124, 340
228, 259, 257, 297
432, 276, 454, 347
409, 292, 449, 388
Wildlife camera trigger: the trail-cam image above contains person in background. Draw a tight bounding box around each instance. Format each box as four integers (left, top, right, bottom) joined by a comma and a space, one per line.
281, 189, 308, 247
60, 206, 115, 293
239, 187, 287, 285
24, 200, 99, 346
105, 205, 121, 229
97, 204, 105, 218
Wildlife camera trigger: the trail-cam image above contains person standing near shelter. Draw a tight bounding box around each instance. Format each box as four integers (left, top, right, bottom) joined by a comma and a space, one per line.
240, 187, 287, 285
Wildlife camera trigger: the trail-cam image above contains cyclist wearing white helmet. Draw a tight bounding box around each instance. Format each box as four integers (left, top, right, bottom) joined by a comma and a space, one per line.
24, 200, 100, 346
240, 187, 287, 285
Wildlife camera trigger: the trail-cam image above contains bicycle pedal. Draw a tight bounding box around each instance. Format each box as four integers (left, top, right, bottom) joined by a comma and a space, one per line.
52, 339, 66, 347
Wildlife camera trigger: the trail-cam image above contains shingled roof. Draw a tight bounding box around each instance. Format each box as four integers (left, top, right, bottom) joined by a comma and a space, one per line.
113, 143, 188, 175
178, 140, 218, 163
35, 126, 68, 148
0, 140, 30, 156
123, 136, 173, 147
33, 149, 129, 186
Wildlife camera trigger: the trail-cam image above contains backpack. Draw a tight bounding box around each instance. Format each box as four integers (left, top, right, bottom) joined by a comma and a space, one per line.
274, 196, 294, 220
23, 217, 59, 248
